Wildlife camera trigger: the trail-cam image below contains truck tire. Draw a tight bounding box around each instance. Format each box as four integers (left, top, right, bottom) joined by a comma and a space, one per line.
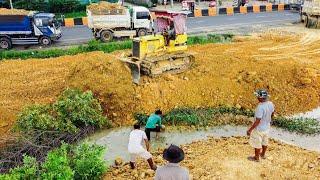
0, 37, 12, 49
304, 15, 308, 27
137, 29, 148, 37
100, 30, 113, 42
40, 36, 52, 46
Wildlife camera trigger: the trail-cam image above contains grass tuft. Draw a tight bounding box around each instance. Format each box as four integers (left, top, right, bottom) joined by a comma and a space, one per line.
0, 34, 232, 60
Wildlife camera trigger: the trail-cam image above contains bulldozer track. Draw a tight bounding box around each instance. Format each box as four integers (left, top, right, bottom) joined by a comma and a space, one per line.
140, 52, 195, 76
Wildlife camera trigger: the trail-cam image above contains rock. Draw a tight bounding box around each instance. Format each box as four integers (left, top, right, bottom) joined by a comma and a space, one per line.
183, 76, 189, 81
140, 172, 146, 179
164, 74, 175, 81
0, 122, 9, 128
115, 157, 123, 166
145, 169, 154, 177
112, 169, 120, 176
308, 163, 315, 169
300, 78, 312, 85
112, 112, 118, 117
235, 104, 241, 109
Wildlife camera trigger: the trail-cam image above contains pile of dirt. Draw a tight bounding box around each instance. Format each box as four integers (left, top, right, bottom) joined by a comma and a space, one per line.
1, 31, 320, 135
0, 51, 135, 134
87, 1, 126, 15
104, 137, 320, 179
0, 8, 29, 15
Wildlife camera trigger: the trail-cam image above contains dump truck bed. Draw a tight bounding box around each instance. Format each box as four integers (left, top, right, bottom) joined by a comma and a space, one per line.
87, 9, 131, 29
303, 0, 320, 15
0, 15, 32, 34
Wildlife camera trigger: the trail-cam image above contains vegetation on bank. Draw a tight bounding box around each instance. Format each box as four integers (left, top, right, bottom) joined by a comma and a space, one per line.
0, 143, 107, 180
0, 89, 110, 174
135, 107, 320, 135
0, 34, 234, 60
15, 88, 109, 134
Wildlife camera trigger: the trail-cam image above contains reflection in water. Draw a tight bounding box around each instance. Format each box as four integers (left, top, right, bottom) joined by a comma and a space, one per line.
85, 125, 320, 164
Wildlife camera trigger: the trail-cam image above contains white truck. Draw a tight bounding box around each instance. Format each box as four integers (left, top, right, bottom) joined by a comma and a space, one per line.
87, 6, 152, 42
301, 0, 320, 28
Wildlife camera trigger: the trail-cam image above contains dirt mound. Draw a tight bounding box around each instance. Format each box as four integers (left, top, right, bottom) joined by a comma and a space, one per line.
87, 1, 125, 15
104, 137, 320, 179
0, 51, 135, 134
1, 32, 320, 134
0, 8, 29, 15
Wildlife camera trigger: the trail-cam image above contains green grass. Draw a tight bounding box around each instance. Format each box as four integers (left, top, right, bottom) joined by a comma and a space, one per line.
0, 34, 233, 60
134, 107, 320, 135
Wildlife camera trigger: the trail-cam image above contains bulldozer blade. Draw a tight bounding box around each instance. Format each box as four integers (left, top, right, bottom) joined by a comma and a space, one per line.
128, 63, 141, 84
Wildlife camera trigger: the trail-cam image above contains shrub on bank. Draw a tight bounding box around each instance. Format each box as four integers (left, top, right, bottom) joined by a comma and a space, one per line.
135, 107, 320, 135
15, 89, 109, 134
0, 34, 233, 60
0, 143, 107, 180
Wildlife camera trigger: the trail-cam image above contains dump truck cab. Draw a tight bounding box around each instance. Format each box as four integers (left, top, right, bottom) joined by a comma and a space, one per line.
0, 12, 62, 49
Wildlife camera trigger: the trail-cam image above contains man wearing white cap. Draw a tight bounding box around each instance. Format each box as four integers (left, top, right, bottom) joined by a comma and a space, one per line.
247, 89, 275, 162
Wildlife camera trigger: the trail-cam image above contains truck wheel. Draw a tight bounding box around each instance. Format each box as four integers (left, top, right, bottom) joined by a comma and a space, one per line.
137, 29, 147, 37
100, 31, 113, 42
40, 36, 52, 46
0, 37, 12, 49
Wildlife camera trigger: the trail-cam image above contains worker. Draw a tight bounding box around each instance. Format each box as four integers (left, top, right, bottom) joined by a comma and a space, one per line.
155, 144, 189, 180
145, 110, 164, 141
247, 89, 275, 162
128, 123, 157, 170
168, 23, 176, 40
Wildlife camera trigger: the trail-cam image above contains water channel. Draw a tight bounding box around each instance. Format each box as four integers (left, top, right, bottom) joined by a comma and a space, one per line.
86, 125, 320, 164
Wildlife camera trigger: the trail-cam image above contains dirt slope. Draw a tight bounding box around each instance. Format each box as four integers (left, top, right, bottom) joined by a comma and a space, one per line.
104, 137, 320, 180
1, 31, 320, 134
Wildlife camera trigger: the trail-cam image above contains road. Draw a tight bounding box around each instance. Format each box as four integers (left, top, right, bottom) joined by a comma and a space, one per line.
57, 11, 300, 46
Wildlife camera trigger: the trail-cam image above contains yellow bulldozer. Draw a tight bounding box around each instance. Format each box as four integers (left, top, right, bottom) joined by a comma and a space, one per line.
121, 10, 195, 84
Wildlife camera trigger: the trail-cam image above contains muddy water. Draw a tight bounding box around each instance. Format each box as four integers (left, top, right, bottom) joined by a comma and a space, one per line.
86, 125, 320, 164
293, 106, 320, 121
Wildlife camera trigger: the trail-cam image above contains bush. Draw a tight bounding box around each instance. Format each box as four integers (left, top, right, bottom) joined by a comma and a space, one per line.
71, 144, 107, 180
15, 105, 58, 132
54, 89, 107, 129
1, 143, 107, 180
14, 89, 109, 134
273, 117, 320, 135
1, 155, 39, 180
41, 144, 74, 180
13, 0, 86, 14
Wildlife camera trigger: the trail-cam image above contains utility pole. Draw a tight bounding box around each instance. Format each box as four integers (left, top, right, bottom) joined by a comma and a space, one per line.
170, 0, 173, 8
9, 0, 13, 9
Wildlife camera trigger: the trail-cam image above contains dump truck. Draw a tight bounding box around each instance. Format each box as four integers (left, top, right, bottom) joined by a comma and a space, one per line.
301, 0, 320, 28
87, 6, 152, 42
0, 12, 62, 49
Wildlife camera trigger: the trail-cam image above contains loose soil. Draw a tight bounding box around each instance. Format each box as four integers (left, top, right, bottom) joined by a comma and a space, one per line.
104, 137, 320, 179
0, 8, 29, 15
1, 29, 320, 135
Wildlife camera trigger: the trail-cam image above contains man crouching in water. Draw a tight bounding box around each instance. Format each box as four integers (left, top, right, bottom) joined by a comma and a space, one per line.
247, 89, 275, 162
128, 123, 157, 170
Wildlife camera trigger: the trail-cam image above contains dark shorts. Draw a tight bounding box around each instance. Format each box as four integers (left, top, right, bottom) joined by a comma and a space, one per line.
145, 126, 161, 141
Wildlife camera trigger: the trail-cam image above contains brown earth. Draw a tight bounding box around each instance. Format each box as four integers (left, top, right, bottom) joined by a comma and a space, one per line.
1, 31, 320, 135
0, 8, 29, 15
104, 137, 320, 180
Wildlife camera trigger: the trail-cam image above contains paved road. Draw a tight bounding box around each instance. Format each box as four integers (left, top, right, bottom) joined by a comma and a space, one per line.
57, 11, 300, 46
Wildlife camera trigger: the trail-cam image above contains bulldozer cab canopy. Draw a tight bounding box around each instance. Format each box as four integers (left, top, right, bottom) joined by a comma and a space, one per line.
151, 10, 189, 34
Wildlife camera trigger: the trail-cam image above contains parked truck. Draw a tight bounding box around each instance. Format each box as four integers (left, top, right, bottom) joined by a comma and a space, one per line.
87, 6, 152, 42
0, 12, 62, 49
301, 0, 320, 28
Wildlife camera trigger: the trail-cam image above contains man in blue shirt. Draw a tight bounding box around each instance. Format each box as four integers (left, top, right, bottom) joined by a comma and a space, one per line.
145, 110, 163, 141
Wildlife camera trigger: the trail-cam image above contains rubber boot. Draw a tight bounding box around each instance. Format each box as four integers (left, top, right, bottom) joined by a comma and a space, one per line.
147, 158, 157, 171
